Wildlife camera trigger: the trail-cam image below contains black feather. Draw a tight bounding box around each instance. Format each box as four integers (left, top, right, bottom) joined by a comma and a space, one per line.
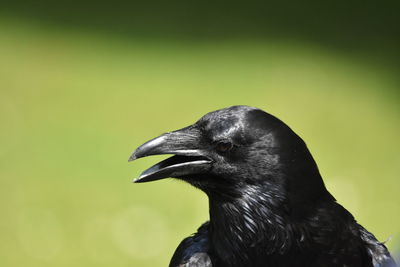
132, 105, 397, 267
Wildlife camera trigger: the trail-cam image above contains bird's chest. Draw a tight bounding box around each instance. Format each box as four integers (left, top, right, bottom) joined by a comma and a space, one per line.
213, 248, 313, 267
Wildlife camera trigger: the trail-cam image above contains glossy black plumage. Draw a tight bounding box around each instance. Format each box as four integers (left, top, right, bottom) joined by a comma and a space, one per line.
130, 105, 396, 267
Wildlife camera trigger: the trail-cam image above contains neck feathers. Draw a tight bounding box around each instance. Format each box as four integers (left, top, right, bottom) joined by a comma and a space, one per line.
208, 184, 292, 265
208, 183, 337, 266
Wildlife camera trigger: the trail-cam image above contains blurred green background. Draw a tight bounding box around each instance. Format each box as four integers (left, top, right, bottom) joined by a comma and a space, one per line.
0, 1, 399, 266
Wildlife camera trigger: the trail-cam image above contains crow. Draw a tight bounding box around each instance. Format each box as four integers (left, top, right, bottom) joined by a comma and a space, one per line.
129, 105, 396, 267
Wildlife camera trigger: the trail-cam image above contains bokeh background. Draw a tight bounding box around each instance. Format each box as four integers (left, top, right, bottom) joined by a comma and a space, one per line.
0, 1, 399, 266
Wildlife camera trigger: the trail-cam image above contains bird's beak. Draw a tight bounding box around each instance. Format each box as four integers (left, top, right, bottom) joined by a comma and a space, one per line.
129, 126, 212, 183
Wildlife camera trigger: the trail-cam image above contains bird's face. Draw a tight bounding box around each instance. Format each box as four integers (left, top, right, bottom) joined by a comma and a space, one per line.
129, 106, 313, 195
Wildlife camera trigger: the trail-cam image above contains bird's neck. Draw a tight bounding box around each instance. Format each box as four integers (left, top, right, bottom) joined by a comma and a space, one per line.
207, 183, 338, 266
208, 184, 293, 265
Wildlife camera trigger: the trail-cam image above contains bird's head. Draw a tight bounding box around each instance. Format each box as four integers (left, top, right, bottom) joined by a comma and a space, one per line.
129, 106, 331, 202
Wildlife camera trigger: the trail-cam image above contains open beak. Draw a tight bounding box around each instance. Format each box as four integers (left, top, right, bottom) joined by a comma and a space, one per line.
128, 126, 212, 183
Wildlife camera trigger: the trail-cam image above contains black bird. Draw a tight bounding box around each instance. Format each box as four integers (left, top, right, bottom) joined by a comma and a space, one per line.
129, 105, 396, 267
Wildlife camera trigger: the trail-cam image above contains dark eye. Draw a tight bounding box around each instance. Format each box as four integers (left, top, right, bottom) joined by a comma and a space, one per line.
216, 141, 233, 153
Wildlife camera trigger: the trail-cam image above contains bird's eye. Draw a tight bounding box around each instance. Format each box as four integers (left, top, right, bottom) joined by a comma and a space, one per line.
215, 141, 233, 153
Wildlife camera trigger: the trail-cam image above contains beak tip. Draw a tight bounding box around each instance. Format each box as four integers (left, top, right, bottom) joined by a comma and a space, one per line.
128, 154, 137, 162
133, 177, 144, 183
